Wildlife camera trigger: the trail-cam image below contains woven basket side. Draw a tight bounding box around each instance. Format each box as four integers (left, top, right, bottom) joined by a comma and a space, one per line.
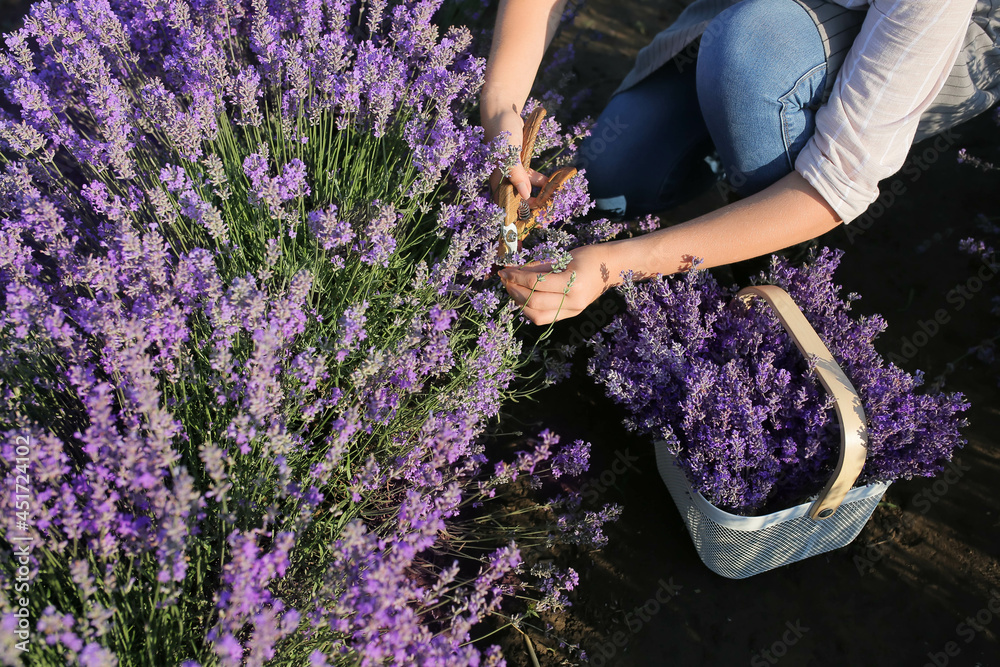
654, 441, 889, 579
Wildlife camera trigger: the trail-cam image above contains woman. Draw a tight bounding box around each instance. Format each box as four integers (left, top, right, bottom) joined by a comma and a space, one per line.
482, 0, 1000, 325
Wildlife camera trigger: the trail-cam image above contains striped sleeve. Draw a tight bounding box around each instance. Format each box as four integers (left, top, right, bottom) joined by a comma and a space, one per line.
795, 0, 976, 223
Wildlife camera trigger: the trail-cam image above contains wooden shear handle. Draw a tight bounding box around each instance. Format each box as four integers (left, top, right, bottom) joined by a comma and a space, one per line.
496, 108, 578, 261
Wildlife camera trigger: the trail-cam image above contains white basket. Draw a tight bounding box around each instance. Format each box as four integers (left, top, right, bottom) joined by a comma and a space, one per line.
653, 285, 890, 579
655, 442, 889, 579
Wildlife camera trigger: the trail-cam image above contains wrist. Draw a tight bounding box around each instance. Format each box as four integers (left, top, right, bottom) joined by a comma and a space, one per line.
602, 234, 666, 284
579, 242, 628, 288
480, 85, 519, 116
481, 109, 524, 153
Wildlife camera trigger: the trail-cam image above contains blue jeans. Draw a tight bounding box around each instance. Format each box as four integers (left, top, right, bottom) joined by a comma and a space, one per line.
580, 0, 846, 216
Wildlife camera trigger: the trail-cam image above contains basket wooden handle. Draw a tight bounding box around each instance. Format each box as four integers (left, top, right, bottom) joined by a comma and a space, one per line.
737, 285, 869, 520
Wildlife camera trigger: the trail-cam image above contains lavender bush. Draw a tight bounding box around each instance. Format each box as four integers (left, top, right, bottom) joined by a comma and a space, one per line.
589, 249, 969, 515
0, 0, 614, 664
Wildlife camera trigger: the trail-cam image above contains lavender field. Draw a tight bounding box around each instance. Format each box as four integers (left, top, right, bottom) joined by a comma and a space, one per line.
1, 1, 998, 666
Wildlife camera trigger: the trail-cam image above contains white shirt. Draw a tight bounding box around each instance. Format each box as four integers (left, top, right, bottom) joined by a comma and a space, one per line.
795, 0, 978, 222
618, 0, 996, 224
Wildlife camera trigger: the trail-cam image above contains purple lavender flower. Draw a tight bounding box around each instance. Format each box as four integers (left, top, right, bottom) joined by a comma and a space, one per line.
590, 248, 969, 514
308, 204, 354, 253
355, 201, 398, 267
335, 301, 369, 362
551, 438, 590, 479
243, 148, 311, 219
0, 1, 607, 663
957, 147, 997, 171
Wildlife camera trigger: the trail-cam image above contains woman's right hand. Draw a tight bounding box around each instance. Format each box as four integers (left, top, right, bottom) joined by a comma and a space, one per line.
480, 0, 566, 204
482, 106, 548, 205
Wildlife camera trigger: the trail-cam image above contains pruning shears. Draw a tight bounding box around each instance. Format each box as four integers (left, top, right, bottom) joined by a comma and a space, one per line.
495, 107, 577, 264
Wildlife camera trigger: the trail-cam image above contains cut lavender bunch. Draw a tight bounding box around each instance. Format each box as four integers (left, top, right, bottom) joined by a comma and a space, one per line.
589, 248, 969, 516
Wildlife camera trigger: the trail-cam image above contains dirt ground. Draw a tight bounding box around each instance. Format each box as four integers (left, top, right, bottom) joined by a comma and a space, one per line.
501, 1, 1000, 666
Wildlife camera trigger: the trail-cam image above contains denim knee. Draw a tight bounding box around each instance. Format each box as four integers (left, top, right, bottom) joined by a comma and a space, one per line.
696, 0, 826, 195
578, 63, 712, 215
577, 114, 633, 198
696, 0, 819, 96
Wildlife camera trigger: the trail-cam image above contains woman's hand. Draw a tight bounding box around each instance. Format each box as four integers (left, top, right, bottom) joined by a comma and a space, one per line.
497, 172, 844, 326
480, 0, 566, 204
482, 106, 549, 205
498, 245, 616, 325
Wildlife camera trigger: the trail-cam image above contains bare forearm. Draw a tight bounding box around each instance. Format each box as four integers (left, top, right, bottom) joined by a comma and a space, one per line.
603, 172, 843, 281
499, 169, 843, 325
481, 0, 567, 126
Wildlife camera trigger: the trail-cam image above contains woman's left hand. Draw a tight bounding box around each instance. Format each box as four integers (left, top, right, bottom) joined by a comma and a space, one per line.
498, 245, 616, 325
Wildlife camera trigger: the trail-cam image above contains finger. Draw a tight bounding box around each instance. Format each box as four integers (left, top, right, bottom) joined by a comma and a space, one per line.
521, 169, 549, 208
519, 302, 581, 326
525, 168, 549, 188
515, 290, 582, 325
507, 164, 532, 201
498, 264, 556, 290
503, 279, 577, 314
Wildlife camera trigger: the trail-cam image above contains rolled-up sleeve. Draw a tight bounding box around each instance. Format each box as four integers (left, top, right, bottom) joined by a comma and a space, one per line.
795, 0, 975, 223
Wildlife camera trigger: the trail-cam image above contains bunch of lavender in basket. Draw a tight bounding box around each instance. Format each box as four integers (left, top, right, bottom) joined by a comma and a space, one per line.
0, 0, 611, 664
588, 248, 969, 516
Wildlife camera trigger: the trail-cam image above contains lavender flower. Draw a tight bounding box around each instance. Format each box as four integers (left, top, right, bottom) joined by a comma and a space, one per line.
243, 148, 311, 220
335, 300, 368, 362
0, 1, 607, 663
956, 147, 997, 171
308, 204, 354, 253
355, 201, 398, 267
590, 248, 969, 514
